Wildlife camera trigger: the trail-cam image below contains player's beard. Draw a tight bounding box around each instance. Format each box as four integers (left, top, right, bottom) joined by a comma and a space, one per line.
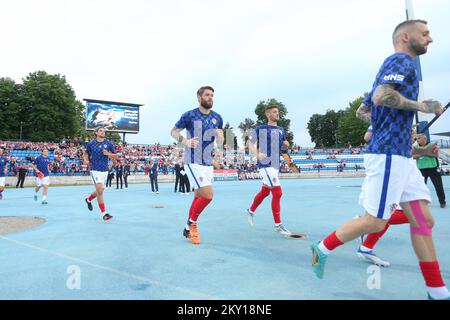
201, 98, 213, 109
410, 38, 427, 56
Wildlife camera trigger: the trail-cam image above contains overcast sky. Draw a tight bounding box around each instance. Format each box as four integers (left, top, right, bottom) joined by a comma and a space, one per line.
1, 0, 449, 146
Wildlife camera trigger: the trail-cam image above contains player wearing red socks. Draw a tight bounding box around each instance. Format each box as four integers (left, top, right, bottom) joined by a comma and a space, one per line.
171, 86, 224, 245
245, 104, 292, 236
311, 20, 450, 300
355, 209, 409, 267
31, 148, 51, 205
83, 127, 117, 221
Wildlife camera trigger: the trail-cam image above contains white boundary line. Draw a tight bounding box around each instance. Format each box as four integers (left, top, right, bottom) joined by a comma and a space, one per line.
0, 235, 219, 300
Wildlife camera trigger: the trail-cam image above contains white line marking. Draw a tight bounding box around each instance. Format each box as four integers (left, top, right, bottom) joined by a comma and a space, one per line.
0, 235, 219, 300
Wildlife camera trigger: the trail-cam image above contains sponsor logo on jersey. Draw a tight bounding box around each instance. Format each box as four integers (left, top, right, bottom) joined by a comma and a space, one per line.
383, 74, 405, 82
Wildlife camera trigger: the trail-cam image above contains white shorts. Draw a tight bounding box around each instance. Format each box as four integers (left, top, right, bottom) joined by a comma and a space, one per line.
359, 154, 431, 220
0, 177, 5, 187
90, 171, 108, 186
36, 176, 50, 186
259, 167, 281, 187
185, 164, 214, 190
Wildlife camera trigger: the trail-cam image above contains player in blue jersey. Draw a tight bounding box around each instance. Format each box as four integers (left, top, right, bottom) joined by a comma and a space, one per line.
31, 149, 51, 205
310, 20, 450, 300
170, 86, 224, 245
0, 148, 9, 200
83, 127, 117, 221
245, 104, 292, 236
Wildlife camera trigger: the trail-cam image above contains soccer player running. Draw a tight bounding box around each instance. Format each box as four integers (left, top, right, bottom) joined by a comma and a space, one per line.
170, 86, 224, 245
31, 148, 51, 205
245, 104, 292, 236
83, 127, 117, 221
0, 148, 9, 200
310, 20, 450, 300
355, 113, 440, 267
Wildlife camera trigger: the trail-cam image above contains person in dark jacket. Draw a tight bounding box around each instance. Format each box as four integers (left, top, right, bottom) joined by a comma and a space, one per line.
150, 159, 159, 194
106, 163, 114, 188
180, 160, 190, 195
115, 163, 123, 189
123, 162, 130, 189
174, 161, 182, 193
16, 161, 27, 188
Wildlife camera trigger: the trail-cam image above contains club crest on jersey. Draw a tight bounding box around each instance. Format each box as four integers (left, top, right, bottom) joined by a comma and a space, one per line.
212, 118, 217, 125
383, 74, 405, 82
199, 177, 204, 182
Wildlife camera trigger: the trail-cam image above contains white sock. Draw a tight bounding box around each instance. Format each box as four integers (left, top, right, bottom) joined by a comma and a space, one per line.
359, 245, 372, 253
42, 196, 47, 201
318, 241, 331, 255
428, 286, 450, 300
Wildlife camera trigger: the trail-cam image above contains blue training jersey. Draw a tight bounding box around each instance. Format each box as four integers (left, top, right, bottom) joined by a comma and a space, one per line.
364, 53, 419, 158
175, 108, 223, 166
251, 124, 286, 170
33, 156, 50, 177
0, 156, 8, 177
85, 139, 115, 172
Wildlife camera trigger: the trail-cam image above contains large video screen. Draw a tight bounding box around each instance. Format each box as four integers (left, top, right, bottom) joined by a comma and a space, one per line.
85, 101, 140, 133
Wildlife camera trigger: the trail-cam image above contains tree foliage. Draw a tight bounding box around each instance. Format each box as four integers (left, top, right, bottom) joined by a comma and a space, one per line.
21, 71, 83, 142
307, 109, 344, 147
336, 95, 368, 147
238, 118, 256, 145
223, 122, 238, 150
307, 95, 369, 148
0, 78, 23, 139
255, 99, 294, 146
0, 71, 91, 142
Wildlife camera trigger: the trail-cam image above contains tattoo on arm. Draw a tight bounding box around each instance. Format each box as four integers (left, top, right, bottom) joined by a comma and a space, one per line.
356, 103, 371, 123
372, 84, 423, 112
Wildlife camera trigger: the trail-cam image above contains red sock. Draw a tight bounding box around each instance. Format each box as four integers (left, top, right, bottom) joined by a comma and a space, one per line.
250, 186, 271, 212
88, 195, 96, 202
420, 261, 445, 287
388, 210, 409, 225
190, 197, 212, 222
188, 197, 201, 221
99, 203, 106, 213
271, 186, 282, 224
323, 231, 344, 251
363, 224, 389, 249
363, 210, 408, 249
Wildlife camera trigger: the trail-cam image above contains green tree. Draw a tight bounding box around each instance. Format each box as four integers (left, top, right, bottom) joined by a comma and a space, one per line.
223, 122, 238, 150
336, 95, 369, 147
238, 118, 256, 146
0, 78, 23, 139
21, 71, 82, 142
255, 99, 294, 145
307, 109, 345, 147
106, 132, 122, 143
